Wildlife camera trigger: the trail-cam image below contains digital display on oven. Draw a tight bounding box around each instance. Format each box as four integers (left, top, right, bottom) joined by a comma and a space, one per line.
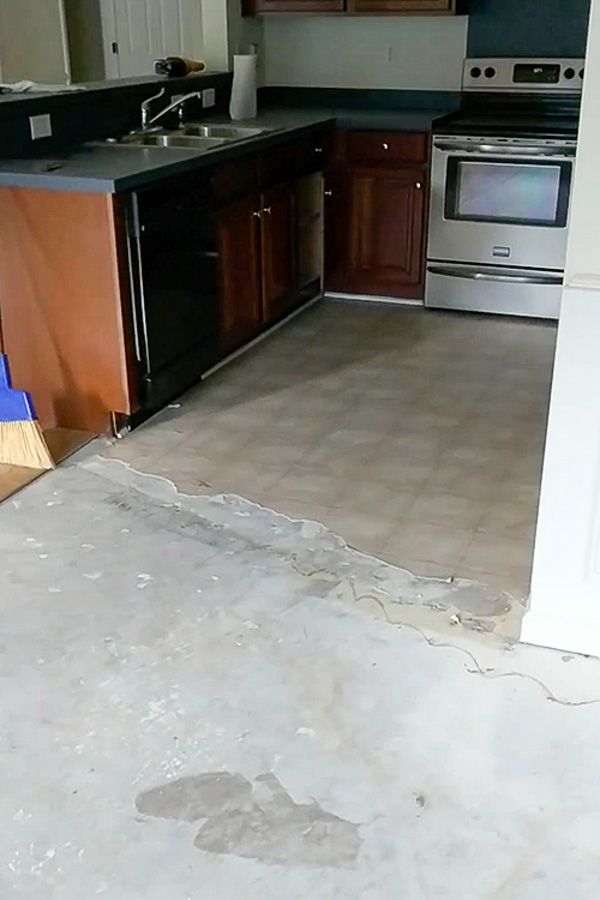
513, 64, 562, 84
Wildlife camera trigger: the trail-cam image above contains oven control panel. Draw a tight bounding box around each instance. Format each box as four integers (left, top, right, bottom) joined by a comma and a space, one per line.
463, 58, 585, 93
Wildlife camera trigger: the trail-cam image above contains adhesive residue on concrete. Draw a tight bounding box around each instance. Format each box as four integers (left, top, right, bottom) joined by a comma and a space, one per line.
136, 772, 362, 868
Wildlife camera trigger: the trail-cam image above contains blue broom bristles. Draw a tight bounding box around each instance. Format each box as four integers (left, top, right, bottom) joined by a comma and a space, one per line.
0, 354, 38, 423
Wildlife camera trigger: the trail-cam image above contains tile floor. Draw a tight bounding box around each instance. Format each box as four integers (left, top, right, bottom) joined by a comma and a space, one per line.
107, 299, 557, 601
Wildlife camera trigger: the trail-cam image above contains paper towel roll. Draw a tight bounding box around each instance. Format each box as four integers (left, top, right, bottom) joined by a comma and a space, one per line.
229, 54, 257, 121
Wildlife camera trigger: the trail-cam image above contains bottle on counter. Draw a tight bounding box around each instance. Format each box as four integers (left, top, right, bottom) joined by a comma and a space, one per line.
154, 57, 206, 78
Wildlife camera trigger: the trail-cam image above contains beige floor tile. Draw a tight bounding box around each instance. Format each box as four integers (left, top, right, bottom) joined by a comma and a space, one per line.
209, 461, 290, 498
317, 507, 400, 554
377, 553, 456, 580
332, 479, 418, 519
453, 566, 530, 603
407, 490, 486, 531
365, 455, 436, 490
381, 521, 474, 569
458, 531, 533, 579
107, 299, 554, 599
265, 466, 351, 506
478, 497, 539, 541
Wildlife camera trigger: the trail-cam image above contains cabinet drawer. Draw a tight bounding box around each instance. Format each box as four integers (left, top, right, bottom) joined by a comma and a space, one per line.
259, 131, 332, 188
347, 131, 428, 166
211, 156, 259, 204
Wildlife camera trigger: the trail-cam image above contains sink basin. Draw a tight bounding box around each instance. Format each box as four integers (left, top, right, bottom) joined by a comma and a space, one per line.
102, 124, 272, 151
181, 124, 269, 139
111, 131, 228, 149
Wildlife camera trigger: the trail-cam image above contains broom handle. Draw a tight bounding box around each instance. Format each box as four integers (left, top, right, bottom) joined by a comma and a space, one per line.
0, 292, 5, 354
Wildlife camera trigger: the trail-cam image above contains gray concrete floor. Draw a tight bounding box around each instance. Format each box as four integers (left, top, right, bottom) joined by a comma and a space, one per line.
2, 452, 600, 898
108, 300, 556, 604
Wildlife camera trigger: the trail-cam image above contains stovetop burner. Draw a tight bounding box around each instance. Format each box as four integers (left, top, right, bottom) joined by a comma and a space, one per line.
434, 57, 583, 140
434, 109, 580, 139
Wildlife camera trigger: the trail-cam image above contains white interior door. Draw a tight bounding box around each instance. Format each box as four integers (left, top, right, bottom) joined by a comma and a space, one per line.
101, 0, 204, 79
0, 0, 70, 84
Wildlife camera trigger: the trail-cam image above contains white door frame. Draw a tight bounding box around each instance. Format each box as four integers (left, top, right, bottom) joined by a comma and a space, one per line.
57, 0, 72, 84
522, 0, 600, 657
99, 0, 120, 79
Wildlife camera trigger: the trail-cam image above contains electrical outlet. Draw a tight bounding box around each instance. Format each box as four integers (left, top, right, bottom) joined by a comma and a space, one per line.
29, 113, 52, 140
202, 88, 216, 109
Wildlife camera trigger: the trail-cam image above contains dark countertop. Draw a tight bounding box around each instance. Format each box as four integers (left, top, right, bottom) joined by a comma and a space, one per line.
0, 106, 446, 194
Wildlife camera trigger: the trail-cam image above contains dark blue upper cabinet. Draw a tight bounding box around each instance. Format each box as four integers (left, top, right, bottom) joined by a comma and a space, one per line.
467, 0, 591, 58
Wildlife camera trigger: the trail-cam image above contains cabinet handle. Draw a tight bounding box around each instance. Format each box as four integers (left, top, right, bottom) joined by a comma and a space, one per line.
262, 206, 272, 215
324, 189, 333, 197
416, 182, 422, 189
382, 142, 390, 150
252, 210, 262, 218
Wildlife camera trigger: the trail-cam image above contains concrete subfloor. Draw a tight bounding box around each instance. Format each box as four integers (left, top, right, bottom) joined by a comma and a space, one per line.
107, 300, 556, 607
3, 453, 600, 898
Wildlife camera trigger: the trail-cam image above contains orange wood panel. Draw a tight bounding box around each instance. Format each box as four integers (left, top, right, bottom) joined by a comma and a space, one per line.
0, 188, 134, 433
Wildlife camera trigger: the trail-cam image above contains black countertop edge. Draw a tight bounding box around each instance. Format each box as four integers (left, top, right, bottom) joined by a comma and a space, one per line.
0, 71, 229, 107
0, 104, 453, 195
0, 115, 337, 194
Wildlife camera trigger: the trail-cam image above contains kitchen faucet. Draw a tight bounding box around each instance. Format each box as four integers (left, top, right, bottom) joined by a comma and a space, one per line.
140, 88, 203, 130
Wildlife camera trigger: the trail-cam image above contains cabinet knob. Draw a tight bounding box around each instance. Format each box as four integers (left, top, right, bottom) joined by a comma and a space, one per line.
416, 182, 422, 189
253, 210, 262, 218
324, 189, 333, 197
382, 142, 390, 150
263, 206, 272, 215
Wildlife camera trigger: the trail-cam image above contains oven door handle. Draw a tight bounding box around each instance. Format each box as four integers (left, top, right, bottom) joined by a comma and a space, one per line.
433, 142, 576, 159
428, 266, 564, 286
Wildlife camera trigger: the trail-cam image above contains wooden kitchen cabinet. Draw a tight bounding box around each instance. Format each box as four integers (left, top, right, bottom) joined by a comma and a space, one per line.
324, 130, 429, 299
218, 184, 297, 352
244, 0, 458, 13
243, 0, 343, 13
324, 173, 349, 290
218, 194, 263, 352
261, 184, 296, 322
346, 168, 426, 296
349, 0, 456, 12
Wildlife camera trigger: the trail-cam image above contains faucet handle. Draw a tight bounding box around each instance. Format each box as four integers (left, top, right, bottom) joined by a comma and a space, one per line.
145, 86, 166, 104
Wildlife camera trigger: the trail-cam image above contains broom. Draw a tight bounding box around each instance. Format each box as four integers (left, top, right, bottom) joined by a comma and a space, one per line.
0, 313, 54, 469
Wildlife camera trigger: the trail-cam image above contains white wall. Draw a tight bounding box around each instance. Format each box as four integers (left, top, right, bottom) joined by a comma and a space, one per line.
202, 0, 263, 71
64, 0, 106, 82
0, 0, 70, 84
262, 15, 468, 90
521, 0, 600, 656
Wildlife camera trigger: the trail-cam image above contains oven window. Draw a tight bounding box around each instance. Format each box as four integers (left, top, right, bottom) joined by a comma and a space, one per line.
445, 158, 572, 227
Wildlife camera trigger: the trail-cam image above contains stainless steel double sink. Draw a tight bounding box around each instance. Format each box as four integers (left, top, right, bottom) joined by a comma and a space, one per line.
105, 123, 270, 151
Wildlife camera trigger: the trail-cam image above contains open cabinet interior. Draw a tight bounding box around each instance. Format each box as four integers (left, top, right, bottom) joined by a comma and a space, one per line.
296, 172, 325, 291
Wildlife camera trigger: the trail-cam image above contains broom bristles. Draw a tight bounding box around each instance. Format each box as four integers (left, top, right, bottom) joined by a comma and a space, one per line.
0, 420, 55, 469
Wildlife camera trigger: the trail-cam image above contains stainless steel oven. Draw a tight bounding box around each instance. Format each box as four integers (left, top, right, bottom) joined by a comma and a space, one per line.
429, 135, 575, 270
426, 57, 582, 319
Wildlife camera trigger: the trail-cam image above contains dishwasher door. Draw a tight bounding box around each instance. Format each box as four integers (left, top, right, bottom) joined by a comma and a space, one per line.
128, 177, 220, 410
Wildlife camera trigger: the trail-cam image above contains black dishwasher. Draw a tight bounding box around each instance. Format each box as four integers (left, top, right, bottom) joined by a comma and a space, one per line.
126, 175, 220, 412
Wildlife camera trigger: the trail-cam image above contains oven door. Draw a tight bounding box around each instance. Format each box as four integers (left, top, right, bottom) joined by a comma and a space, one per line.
428, 138, 575, 270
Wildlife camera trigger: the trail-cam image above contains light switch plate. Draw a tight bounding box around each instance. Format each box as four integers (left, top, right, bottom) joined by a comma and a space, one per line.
202, 88, 216, 109
29, 113, 52, 140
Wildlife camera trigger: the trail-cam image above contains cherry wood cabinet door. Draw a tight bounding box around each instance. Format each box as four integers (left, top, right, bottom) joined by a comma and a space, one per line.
347, 167, 426, 297
260, 184, 296, 322
218, 195, 263, 352
324, 173, 350, 292
243, 0, 344, 14
350, 0, 454, 11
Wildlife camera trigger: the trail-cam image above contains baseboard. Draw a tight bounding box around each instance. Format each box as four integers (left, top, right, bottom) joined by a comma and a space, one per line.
520, 608, 600, 658
325, 292, 424, 307
202, 293, 323, 381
